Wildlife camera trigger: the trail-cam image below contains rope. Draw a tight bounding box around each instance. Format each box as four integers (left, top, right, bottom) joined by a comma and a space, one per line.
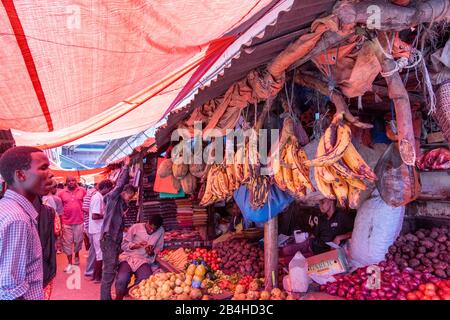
380, 49, 423, 78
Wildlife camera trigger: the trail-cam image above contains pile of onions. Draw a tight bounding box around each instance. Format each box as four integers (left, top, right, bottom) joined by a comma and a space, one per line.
320, 261, 437, 300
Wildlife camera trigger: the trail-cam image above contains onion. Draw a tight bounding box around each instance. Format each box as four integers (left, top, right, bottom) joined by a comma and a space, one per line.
429, 277, 440, 284
385, 292, 394, 299
399, 284, 410, 292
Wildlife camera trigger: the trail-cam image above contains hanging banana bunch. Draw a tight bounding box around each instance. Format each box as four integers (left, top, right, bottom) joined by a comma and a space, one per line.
305, 112, 377, 208
272, 117, 315, 199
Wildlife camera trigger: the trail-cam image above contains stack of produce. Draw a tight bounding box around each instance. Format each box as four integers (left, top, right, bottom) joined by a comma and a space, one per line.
273, 117, 315, 199
406, 280, 450, 300
200, 163, 240, 206
305, 112, 377, 208
320, 260, 436, 300
187, 248, 221, 271
215, 239, 264, 277
232, 284, 296, 301
385, 226, 450, 279
159, 248, 188, 270
130, 272, 205, 300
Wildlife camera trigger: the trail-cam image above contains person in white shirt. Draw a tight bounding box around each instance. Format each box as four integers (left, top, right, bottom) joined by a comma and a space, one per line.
115, 215, 164, 300
89, 179, 113, 283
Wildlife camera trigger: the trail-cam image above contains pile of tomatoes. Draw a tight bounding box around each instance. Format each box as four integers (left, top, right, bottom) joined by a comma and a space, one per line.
188, 248, 221, 271
406, 280, 450, 300
238, 275, 255, 289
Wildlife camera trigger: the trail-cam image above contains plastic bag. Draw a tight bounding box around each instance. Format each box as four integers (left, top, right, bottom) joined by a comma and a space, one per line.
375, 143, 421, 207
288, 252, 309, 293
349, 190, 405, 267
233, 184, 294, 223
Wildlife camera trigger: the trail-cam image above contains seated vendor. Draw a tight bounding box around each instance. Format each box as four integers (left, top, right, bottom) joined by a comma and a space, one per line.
296, 198, 354, 256
115, 215, 164, 300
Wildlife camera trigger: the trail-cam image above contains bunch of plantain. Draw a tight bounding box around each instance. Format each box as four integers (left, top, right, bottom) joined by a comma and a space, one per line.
305, 112, 377, 208
199, 149, 245, 206
247, 174, 270, 209
272, 118, 315, 199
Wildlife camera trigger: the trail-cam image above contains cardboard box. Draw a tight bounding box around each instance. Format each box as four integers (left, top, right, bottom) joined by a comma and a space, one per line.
306, 249, 349, 277
427, 132, 444, 144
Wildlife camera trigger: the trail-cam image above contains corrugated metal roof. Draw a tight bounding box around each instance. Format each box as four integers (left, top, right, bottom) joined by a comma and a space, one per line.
156, 0, 335, 148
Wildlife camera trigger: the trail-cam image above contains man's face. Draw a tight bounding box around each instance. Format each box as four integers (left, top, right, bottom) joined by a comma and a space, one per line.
121, 191, 135, 203
145, 223, 156, 234
66, 177, 77, 190
20, 152, 53, 197
100, 187, 112, 196
319, 199, 335, 214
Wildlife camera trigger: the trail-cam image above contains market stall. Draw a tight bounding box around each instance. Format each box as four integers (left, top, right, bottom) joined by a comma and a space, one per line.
121, 0, 450, 300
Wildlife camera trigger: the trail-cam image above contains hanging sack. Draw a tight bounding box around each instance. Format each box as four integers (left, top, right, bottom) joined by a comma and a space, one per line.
233, 184, 294, 223
375, 143, 421, 207
153, 157, 181, 194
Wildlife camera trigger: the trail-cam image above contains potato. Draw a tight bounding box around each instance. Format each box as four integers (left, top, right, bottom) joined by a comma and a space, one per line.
435, 269, 447, 278
430, 231, 439, 239
416, 231, 426, 239
425, 251, 438, 259
437, 235, 447, 243
408, 259, 420, 268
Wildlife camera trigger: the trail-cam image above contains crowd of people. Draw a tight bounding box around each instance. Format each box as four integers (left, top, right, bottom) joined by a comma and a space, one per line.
0, 146, 165, 300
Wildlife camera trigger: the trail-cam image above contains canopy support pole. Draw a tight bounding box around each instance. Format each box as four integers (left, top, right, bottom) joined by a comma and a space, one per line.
264, 215, 278, 290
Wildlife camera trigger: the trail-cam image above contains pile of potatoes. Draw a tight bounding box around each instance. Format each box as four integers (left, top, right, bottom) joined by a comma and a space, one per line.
130, 272, 205, 300
215, 239, 264, 277
386, 226, 450, 279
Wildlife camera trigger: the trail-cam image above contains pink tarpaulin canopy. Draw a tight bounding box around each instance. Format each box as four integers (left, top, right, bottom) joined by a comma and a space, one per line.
0, 0, 275, 148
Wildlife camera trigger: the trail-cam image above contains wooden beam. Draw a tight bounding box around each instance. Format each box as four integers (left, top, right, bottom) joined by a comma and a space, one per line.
264, 215, 279, 290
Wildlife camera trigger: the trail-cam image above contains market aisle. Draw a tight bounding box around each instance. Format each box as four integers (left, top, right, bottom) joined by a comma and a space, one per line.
51, 249, 100, 300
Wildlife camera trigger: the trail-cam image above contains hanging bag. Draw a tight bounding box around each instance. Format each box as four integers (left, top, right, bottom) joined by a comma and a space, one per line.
375, 143, 421, 207
233, 184, 294, 223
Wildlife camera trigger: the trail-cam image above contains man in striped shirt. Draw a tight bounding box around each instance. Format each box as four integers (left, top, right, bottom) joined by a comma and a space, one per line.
82, 183, 98, 278
0, 146, 54, 300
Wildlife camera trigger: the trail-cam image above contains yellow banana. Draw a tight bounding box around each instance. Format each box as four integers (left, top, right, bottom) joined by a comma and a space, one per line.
313, 166, 336, 199
305, 122, 351, 167
318, 166, 338, 184
332, 160, 366, 181
331, 177, 349, 208
226, 164, 237, 191
200, 166, 216, 206
273, 155, 287, 191
348, 185, 362, 209
342, 142, 377, 181
234, 148, 245, 182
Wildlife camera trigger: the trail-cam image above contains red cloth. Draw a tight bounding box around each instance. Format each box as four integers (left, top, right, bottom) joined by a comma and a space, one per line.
58, 187, 87, 225
0, 1, 274, 147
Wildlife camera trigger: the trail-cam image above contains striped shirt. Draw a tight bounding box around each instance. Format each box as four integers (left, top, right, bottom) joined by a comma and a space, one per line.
82, 189, 96, 232
0, 190, 43, 300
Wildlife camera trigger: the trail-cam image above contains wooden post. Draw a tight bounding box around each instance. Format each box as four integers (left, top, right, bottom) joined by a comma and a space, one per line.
264, 215, 279, 290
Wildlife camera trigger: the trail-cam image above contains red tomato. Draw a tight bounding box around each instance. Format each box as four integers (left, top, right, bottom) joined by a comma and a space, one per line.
422, 296, 431, 300
424, 290, 436, 298
441, 294, 450, 300
415, 291, 424, 299
425, 283, 436, 292
419, 284, 426, 292
406, 292, 418, 300
431, 296, 441, 301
